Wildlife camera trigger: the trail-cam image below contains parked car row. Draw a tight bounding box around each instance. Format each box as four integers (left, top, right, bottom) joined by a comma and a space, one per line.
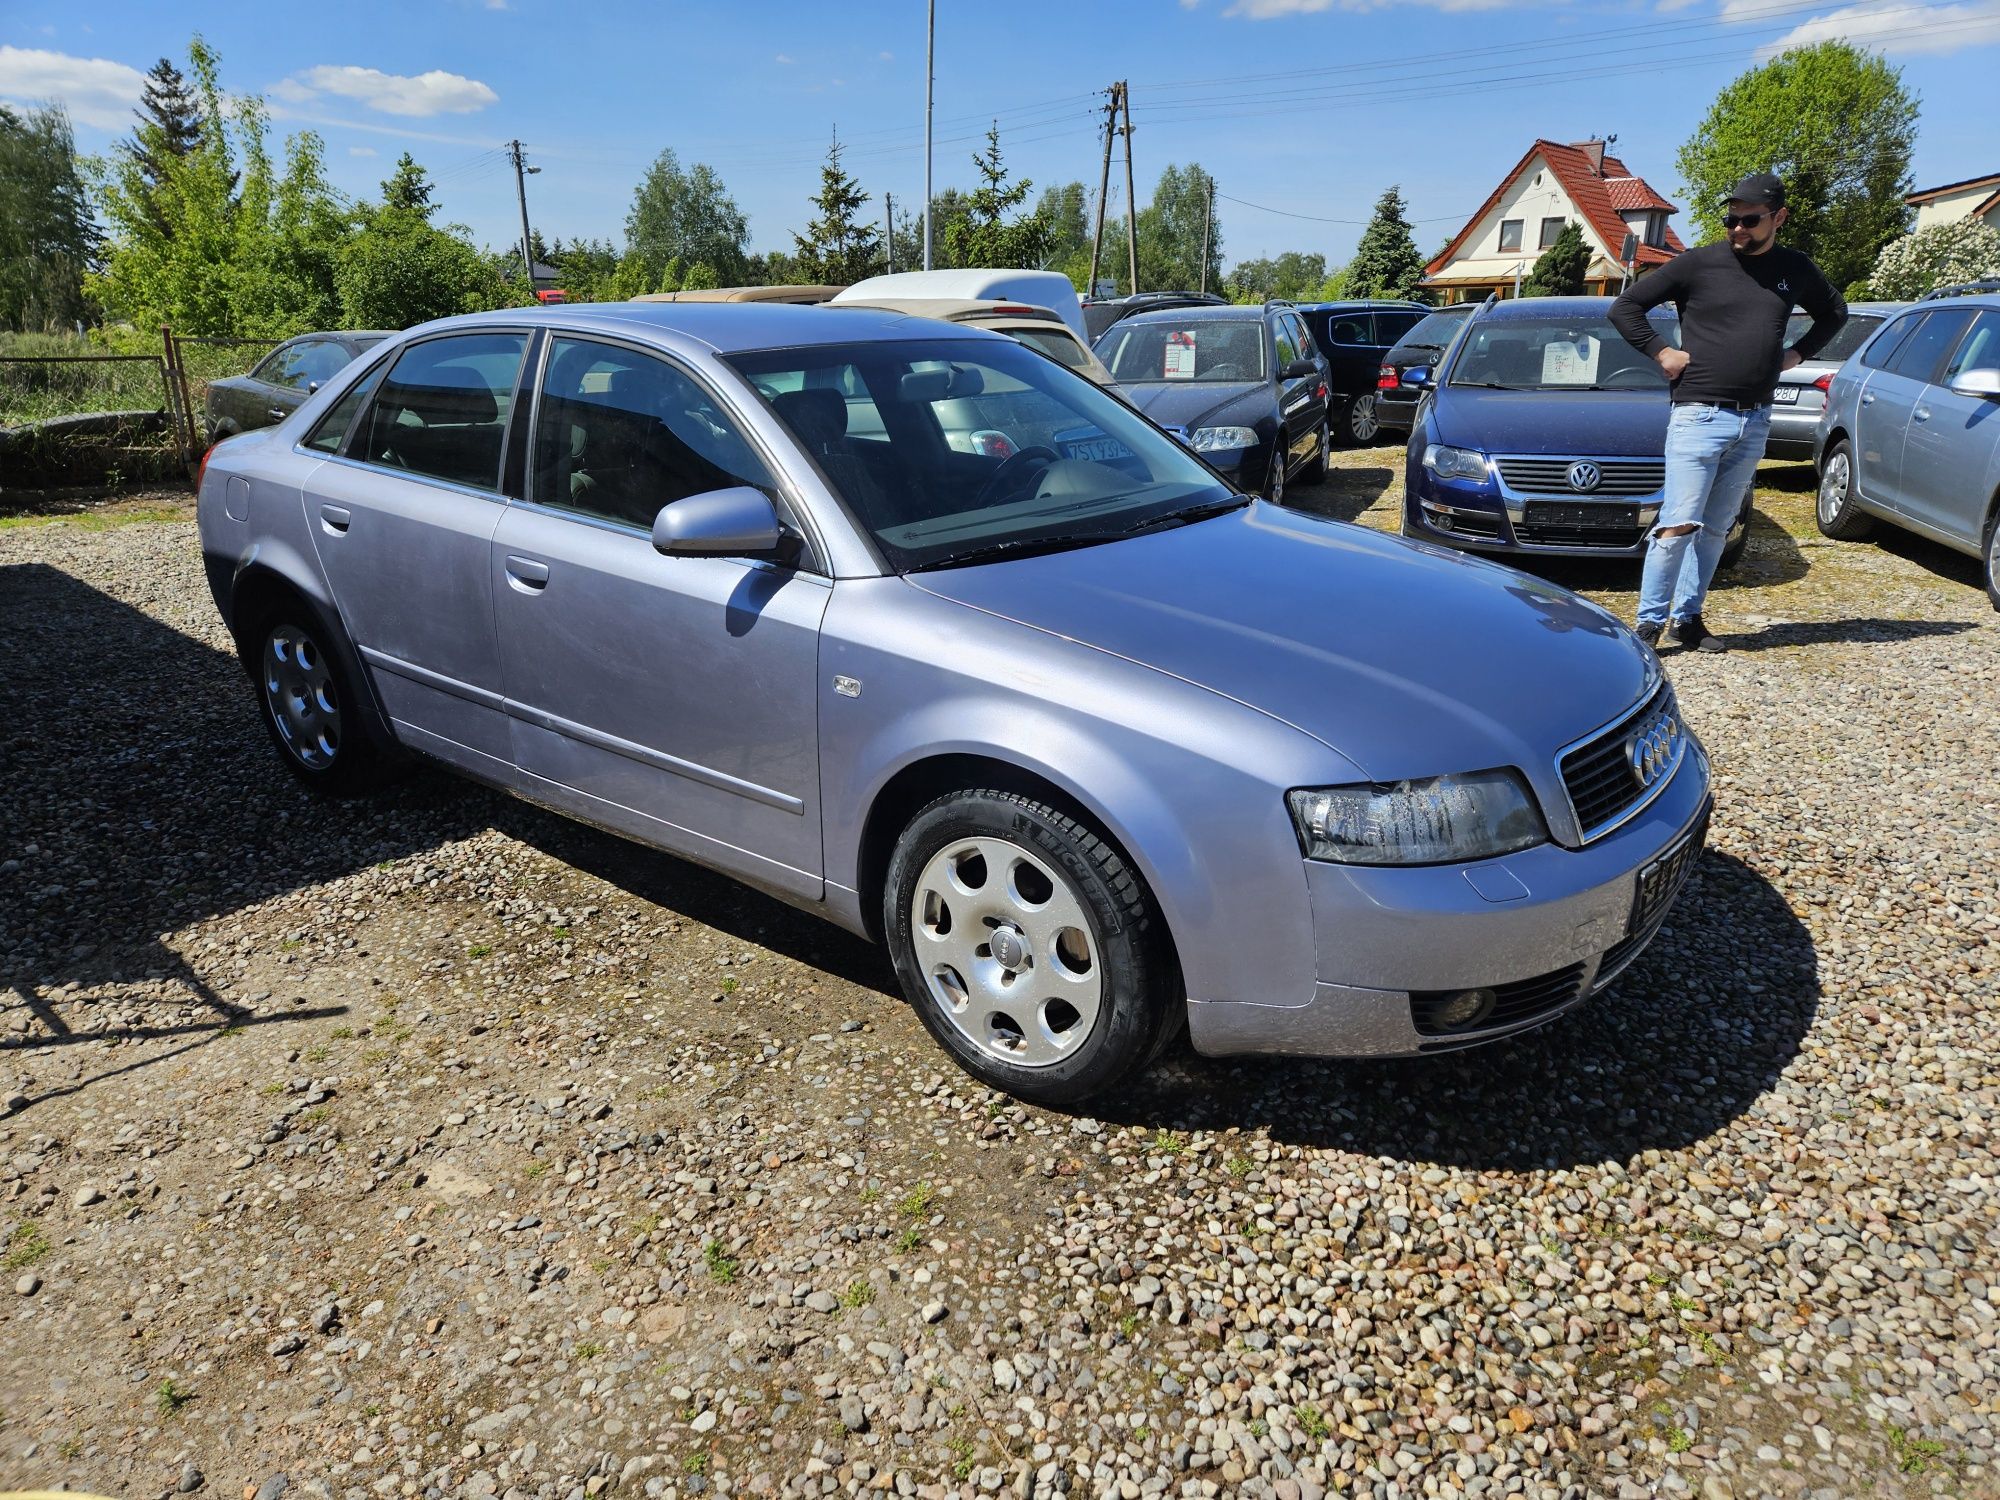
198, 297, 1713, 1102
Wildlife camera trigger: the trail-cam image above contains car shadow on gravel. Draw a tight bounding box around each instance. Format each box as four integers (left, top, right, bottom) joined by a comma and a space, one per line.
1715, 617, 1979, 652
0, 564, 500, 1086
1095, 848, 1821, 1171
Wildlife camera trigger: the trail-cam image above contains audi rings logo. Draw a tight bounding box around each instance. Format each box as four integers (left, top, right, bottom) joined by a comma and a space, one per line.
1567, 461, 1602, 492
1628, 716, 1680, 788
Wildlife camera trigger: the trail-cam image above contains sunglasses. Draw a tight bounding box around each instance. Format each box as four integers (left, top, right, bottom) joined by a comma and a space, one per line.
1723, 212, 1769, 229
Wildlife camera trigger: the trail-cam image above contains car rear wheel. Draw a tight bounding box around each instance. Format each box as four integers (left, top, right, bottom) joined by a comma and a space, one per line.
1299, 420, 1329, 484
1984, 504, 2000, 611
242, 606, 392, 796
1814, 439, 1874, 540
883, 790, 1179, 1106
1342, 393, 1380, 446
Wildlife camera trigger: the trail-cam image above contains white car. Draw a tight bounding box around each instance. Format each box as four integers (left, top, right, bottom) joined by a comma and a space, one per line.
834, 269, 1088, 339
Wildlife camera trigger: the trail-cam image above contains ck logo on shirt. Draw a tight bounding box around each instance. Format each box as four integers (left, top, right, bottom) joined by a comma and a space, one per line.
1777, 279, 1791, 293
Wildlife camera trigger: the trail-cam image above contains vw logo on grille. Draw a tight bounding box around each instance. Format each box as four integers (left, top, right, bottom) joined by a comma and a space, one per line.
1627, 715, 1680, 788
1567, 461, 1603, 492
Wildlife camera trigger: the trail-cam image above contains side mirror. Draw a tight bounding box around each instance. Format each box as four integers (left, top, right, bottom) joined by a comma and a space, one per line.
1948, 367, 2000, 400
1402, 365, 1433, 389
1283, 358, 1319, 380
652, 486, 785, 558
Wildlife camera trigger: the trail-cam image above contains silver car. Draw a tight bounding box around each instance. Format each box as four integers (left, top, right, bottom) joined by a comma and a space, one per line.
1765, 303, 1906, 460
198, 304, 1712, 1104
1814, 289, 2000, 608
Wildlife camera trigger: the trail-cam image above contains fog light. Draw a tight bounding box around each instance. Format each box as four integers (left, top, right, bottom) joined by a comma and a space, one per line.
1434, 987, 1495, 1030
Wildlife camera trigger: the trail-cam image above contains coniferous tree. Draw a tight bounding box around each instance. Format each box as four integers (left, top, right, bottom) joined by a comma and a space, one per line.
124, 58, 225, 239
791, 135, 879, 284
1347, 187, 1427, 302
1521, 221, 1588, 297
941, 125, 1053, 269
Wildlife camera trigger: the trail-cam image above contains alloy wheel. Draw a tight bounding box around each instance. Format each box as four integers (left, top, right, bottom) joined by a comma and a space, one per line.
909, 836, 1103, 1069
262, 625, 341, 770
1349, 394, 1379, 444
1818, 450, 1850, 525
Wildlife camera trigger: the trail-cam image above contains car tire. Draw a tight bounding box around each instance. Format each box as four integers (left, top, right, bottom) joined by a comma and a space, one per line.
240, 602, 393, 797
1719, 504, 1751, 570
1263, 449, 1286, 506
1814, 438, 1874, 540
883, 789, 1180, 1106
1299, 421, 1329, 484
1343, 393, 1380, 447
1983, 503, 2000, 612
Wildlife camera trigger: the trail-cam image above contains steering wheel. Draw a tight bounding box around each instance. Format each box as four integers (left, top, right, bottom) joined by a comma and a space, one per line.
973, 445, 1061, 506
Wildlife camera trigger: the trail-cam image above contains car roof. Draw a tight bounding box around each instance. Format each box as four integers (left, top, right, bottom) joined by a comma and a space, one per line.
1294, 299, 1428, 312
1479, 295, 1622, 318
1114, 304, 1268, 325
831, 296, 1066, 325
410, 301, 1010, 354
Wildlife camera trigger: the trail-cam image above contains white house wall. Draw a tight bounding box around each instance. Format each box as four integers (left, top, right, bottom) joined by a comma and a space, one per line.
1435, 154, 1620, 282
1911, 183, 2000, 232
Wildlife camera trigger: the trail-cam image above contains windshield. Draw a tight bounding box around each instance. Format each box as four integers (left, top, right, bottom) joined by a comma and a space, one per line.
1785, 311, 1882, 364
1448, 310, 1679, 391
731, 337, 1234, 571
1096, 319, 1269, 383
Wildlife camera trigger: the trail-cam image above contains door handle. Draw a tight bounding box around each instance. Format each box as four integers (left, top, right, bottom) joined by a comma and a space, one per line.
318, 504, 351, 535
1861, 393, 1875, 406
267, 407, 288, 421
1913, 407, 1931, 422
505, 555, 550, 593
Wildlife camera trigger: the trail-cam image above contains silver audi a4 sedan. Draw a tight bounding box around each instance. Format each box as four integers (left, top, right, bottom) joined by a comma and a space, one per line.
197, 303, 1713, 1104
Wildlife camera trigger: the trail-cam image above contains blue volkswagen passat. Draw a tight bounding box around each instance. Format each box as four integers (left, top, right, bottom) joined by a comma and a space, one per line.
1403, 297, 1747, 566
198, 303, 1711, 1104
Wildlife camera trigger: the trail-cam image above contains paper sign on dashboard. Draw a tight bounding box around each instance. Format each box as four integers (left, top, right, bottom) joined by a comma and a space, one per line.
1164, 330, 1197, 380
1542, 335, 1600, 385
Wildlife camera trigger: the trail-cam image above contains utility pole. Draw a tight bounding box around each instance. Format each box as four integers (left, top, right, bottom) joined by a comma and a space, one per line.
923, 0, 935, 270
885, 192, 895, 274
1087, 84, 1120, 298
1119, 83, 1139, 297
506, 140, 541, 290
1199, 177, 1213, 295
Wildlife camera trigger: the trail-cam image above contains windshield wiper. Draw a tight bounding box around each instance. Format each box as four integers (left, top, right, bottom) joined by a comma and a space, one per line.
1458, 380, 1526, 390
1127, 495, 1252, 533
915, 531, 1126, 571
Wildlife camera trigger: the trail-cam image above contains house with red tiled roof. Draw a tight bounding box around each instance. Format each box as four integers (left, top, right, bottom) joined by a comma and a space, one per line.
1906, 172, 2000, 233
1422, 139, 1686, 303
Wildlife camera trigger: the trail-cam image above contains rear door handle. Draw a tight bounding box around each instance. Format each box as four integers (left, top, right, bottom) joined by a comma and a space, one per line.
268, 407, 288, 420
1861, 393, 1876, 406
505, 555, 550, 593
318, 504, 351, 535
1913, 407, 1931, 422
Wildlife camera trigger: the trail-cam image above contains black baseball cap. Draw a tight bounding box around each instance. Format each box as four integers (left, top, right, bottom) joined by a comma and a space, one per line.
1722, 173, 1786, 210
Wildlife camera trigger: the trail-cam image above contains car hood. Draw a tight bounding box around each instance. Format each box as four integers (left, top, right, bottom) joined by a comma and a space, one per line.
1118, 381, 1269, 432
908, 502, 1655, 787
1435, 386, 1667, 455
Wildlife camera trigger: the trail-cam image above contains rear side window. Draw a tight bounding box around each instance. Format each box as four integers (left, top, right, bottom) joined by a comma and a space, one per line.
357, 333, 528, 492
288, 340, 353, 390
1391, 308, 1472, 354
1886, 310, 1976, 383
532, 337, 775, 532
1861, 313, 1922, 371
1325, 313, 1373, 346
304, 370, 378, 454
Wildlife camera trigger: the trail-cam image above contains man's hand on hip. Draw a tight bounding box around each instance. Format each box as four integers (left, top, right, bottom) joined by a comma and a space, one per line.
1780, 348, 1803, 372
1655, 347, 1691, 382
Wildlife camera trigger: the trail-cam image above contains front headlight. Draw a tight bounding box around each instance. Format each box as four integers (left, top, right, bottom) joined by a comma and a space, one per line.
1287, 769, 1547, 865
1423, 443, 1489, 481
1189, 425, 1258, 453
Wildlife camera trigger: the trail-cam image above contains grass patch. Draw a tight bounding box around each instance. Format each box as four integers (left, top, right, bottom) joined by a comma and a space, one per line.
524, 1160, 551, 1178
893, 1226, 923, 1254
329, 1026, 353, 1040
466, 943, 492, 959
155, 1377, 191, 1418
0, 505, 185, 532
840, 1278, 875, 1308
682, 1452, 708, 1476
1296, 1403, 1330, 1441
1888, 1425, 1949, 1476
702, 1239, 739, 1284
1226, 1154, 1253, 1178
1149, 1129, 1186, 1156
572, 1341, 604, 1360
3, 1221, 50, 1270
945, 1435, 977, 1480
898, 1182, 936, 1220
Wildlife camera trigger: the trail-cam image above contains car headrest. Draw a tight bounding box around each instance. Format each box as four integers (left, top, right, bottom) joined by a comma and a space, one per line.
773, 387, 847, 449
391, 380, 498, 425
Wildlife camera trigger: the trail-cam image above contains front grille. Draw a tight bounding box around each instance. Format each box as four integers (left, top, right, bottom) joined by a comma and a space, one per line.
1560, 688, 1682, 838
1412, 962, 1588, 1041
1497, 457, 1664, 495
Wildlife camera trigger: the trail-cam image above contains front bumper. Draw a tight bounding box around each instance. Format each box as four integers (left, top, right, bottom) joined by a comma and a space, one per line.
1189, 741, 1712, 1058
1405, 462, 1661, 560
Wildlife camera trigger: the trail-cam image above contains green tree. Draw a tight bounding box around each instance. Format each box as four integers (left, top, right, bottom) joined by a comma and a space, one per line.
1676, 40, 1917, 294
1521, 221, 1588, 297
1141, 163, 1220, 293
625, 149, 749, 287
1347, 187, 1427, 302
790, 136, 879, 285
335, 156, 511, 328
1864, 219, 2000, 299
1227, 251, 1329, 302
381, 152, 435, 219
940, 126, 1053, 269
122, 58, 216, 241
0, 103, 96, 331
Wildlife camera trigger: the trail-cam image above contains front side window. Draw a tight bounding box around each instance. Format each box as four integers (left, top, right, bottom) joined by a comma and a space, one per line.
253, 343, 300, 386
356, 332, 527, 492
1326, 313, 1371, 346
1498, 219, 1523, 253
1392, 308, 1472, 354
1273, 316, 1300, 367
289, 340, 353, 390
1943, 310, 2000, 381
1886, 310, 1976, 383
1860, 313, 1921, 371
1539, 217, 1567, 249
532, 337, 775, 531
1099, 319, 1269, 382
733, 337, 1234, 572
1449, 311, 1679, 390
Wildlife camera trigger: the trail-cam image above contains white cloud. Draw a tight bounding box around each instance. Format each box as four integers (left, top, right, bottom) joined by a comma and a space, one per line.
1743, 0, 2000, 53
879, 50, 895, 60
0, 44, 146, 129
1225, 0, 1512, 15
282, 64, 498, 117
776, 53, 797, 64
348, 144, 379, 156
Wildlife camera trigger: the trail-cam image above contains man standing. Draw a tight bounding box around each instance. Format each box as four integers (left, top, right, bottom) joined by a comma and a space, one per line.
1609, 172, 1845, 652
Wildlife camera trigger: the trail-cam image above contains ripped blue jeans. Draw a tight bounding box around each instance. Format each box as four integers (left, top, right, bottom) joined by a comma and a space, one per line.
1637, 402, 1769, 628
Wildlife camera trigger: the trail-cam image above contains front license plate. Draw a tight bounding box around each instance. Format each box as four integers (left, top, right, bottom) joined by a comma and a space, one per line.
1630, 809, 1709, 934
1772, 387, 1799, 404
1061, 435, 1133, 462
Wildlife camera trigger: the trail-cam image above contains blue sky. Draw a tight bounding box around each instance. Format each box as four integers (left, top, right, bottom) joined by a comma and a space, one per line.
4, 0, 1995, 270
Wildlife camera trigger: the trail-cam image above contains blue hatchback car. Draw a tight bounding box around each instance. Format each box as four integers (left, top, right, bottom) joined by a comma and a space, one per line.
1404, 297, 1747, 566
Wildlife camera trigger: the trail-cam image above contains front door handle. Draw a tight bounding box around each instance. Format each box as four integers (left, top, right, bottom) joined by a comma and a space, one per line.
1913, 407, 1931, 422
318, 504, 351, 535
268, 407, 288, 421
1861, 393, 1876, 406
505, 555, 550, 593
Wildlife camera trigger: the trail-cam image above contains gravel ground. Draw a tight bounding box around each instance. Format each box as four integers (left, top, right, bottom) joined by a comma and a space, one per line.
2, 460, 1995, 1500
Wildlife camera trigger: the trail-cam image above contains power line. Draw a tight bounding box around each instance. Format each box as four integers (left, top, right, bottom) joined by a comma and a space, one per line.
1216, 192, 1470, 227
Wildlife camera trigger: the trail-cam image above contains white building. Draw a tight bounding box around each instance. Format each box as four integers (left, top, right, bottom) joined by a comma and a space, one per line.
1906, 173, 2000, 233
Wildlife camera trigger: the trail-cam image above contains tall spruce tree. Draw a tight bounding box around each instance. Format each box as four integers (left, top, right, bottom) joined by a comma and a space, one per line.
941, 125, 1053, 269
1521, 221, 1588, 297
791, 135, 879, 284
1347, 187, 1427, 302
124, 58, 222, 239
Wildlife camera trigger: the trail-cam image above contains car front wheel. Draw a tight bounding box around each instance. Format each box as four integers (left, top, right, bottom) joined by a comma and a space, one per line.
883, 790, 1179, 1105
1814, 439, 1874, 540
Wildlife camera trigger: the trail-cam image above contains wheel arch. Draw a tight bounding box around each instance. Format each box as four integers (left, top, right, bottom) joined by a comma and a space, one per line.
226, 559, 397, 748
1816, 423, 1850, 471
